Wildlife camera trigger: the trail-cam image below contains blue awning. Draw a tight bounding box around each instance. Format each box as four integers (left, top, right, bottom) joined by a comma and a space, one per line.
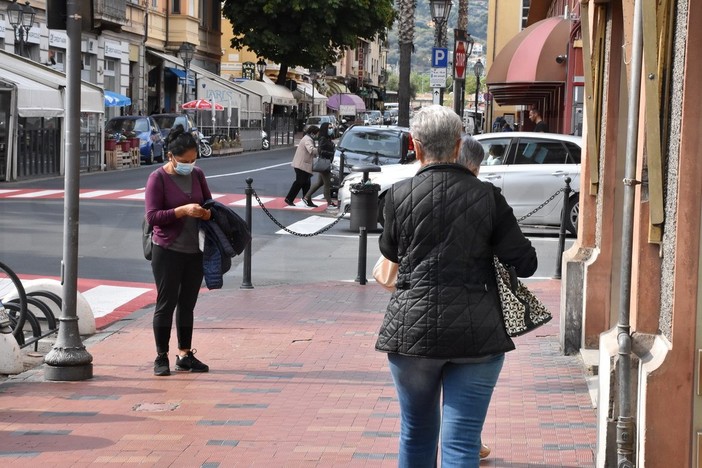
104, 90, 132, 107
166, 67, 195, 85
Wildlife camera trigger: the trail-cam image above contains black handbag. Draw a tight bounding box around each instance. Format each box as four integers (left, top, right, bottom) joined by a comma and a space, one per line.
312, 157, 331, 172
142, 217, 154, 260
142, 170, 164, 261
493, 256, 552, 336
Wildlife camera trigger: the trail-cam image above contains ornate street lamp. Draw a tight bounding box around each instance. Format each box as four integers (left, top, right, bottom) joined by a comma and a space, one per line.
7, 0, 36, 58
430, 0, 452, 104
256, 58, 267, 81
473, 59, 484, 134
178, 42, 195, 106
309, 70, 318, 117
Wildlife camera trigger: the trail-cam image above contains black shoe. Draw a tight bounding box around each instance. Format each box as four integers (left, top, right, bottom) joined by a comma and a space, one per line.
154, 353, 170, 376
175, 350, 209, 373
303, 198, 318, 208
284, 198, 295, 206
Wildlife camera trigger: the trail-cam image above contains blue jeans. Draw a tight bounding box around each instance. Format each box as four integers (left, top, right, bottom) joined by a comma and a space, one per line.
388, 353, 505, 468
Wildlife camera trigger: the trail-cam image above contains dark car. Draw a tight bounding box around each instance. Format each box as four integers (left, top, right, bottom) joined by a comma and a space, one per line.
303, 115, 339, 136
105, 116, 165, 165
330, 125, 416, 194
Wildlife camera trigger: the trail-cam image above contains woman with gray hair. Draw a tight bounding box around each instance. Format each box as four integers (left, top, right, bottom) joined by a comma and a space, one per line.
376, 105, 537, 467
457, 134, 485, 175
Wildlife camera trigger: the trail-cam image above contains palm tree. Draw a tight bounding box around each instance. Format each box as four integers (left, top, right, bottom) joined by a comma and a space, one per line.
397, 0, 416, 127
457, 0, 468, 31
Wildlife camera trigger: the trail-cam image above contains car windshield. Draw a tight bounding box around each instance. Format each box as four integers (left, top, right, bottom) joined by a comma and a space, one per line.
153, 115, 190, 131
340, 130, 401, 158
106, 118, 149, 134
153, 116, 176, 130
306, 117, 323, 125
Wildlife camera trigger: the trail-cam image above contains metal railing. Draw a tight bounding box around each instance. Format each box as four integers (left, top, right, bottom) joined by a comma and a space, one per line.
237, 176, 575, 287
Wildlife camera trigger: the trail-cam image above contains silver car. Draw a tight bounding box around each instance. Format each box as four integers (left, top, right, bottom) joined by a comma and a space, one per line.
338, 132, 582, 234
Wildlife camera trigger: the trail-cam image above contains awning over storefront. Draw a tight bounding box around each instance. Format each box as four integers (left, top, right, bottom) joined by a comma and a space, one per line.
326, 93, 366, 112
0, 49, 104, 116
486, 17, 570, 106
165, 67, 195, 86
147, 49, 263, 122
194, 68, 265, 125
0, 72, 63, 118
235, 78, 297, 107
294, 81, 327, 104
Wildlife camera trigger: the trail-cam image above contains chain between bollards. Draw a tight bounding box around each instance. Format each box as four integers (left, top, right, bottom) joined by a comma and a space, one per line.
553, 177, 572, 280
241, 177, 254, 289
356, 227, 368, 285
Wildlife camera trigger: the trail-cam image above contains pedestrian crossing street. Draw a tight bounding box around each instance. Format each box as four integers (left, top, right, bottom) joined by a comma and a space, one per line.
5, 188, 344, 330
0, 188, 333, 211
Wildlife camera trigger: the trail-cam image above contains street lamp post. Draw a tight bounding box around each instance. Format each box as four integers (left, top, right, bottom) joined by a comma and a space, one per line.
309, 71, 318, 117
473, 59, 484, 134
430, 0, 452, 105
256, 58, 267, 81
256, 59, 270, 137
179, 42, 195, 107
7, 0, 35, 58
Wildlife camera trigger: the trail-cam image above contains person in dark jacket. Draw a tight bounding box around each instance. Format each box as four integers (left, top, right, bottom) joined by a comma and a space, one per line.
377, 105, 537, 467
145, 126, 212, 376
304, 122, 337, 208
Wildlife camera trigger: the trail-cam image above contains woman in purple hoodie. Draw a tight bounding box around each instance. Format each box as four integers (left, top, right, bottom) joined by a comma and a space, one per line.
144, 125, 212, 376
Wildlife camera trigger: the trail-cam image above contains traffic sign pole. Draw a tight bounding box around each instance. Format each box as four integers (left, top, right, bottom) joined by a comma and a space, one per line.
431, 47, 448, 105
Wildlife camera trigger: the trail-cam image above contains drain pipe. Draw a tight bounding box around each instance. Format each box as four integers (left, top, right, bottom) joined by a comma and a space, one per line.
616, 0, 643, 466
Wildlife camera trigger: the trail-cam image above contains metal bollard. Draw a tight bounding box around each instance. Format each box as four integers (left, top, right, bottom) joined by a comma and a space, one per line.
355, 227, 368, 285
339, 151, 346, 186
553, 177, 572, 280
241, 177, 254, 289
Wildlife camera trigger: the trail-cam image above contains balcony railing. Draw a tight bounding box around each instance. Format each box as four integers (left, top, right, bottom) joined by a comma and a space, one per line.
94, 0, 128, 28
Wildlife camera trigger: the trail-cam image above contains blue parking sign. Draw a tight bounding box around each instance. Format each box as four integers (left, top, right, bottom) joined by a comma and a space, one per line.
432, 48, 448, 68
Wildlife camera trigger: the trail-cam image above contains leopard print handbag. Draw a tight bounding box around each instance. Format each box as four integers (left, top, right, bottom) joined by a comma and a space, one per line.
493, 256, 552, 337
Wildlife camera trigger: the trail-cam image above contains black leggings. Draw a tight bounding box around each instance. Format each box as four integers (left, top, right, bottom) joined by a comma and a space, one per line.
285, 168, 313, 202
151, 244, 203, 354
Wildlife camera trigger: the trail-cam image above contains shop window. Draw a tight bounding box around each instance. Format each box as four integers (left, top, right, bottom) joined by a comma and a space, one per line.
104, 58, 118, 91
51, 49, 65, 72
81, 53, 95, 83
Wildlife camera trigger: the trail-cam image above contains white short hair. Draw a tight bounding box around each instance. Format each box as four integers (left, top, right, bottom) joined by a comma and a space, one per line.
410, 105, 462, 162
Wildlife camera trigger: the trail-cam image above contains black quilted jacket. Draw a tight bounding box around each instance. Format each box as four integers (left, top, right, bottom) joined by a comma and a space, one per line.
376, 163, 538, 358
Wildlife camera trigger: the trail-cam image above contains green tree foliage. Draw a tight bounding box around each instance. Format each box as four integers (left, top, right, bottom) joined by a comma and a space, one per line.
222, 0, 395, 83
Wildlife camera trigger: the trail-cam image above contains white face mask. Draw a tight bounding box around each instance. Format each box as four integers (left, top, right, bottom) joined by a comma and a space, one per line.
173, 160, 195, 175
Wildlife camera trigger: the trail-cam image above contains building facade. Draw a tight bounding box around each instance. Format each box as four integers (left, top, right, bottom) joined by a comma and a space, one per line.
0, 0, 223, 180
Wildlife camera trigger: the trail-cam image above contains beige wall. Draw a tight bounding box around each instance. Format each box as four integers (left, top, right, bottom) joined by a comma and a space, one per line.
486, 0, 523, 125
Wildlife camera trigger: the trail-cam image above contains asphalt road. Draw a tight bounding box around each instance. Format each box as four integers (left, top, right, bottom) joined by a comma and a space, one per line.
0, 147, 573, 286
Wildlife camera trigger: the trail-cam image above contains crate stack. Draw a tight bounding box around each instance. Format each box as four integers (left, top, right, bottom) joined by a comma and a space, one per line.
105, 141, 140, 170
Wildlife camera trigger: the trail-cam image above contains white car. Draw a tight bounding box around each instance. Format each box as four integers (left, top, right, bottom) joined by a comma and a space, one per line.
338, 132, 582, 234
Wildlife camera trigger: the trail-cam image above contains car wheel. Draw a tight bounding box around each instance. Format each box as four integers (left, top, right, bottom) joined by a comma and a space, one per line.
262, 137, 270, 150
565, 195, 579, 235
145, 146, 154, 165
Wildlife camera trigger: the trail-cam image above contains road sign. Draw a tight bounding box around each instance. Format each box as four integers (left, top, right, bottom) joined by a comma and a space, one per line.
454, 40, 467, 79
432, 89, 440, 105
430, 68, 447, 88
431, 47, 448, 68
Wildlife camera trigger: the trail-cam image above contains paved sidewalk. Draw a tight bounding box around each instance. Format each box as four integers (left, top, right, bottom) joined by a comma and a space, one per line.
0, 279, 595, 467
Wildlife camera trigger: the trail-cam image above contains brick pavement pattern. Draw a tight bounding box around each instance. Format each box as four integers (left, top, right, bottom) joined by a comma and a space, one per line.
0, 280, 595, 467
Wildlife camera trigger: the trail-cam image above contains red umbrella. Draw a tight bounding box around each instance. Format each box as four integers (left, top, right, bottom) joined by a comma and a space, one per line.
182, 99, 224, 111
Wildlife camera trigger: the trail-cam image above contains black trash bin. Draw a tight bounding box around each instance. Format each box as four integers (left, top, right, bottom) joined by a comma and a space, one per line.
350, 165, 381, 232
